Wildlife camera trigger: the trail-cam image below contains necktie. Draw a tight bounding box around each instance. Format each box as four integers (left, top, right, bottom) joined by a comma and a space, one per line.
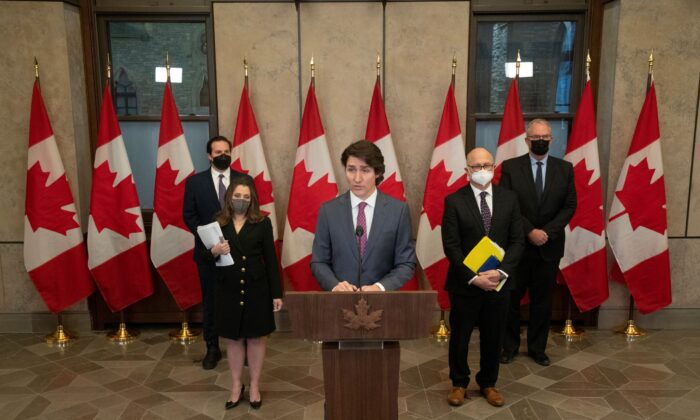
480, 191, 491, 233
535, 161, 544, 202
357, 202, 368, 258
218, 174, 226, 209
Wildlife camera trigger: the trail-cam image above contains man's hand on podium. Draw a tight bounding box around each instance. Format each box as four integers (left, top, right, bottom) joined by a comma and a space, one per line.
360, 284, 382, 292
332, 281, 358, 292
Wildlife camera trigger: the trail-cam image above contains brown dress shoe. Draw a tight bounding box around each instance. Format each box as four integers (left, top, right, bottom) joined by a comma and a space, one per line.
481, 387, 505, 407
447, 387, 467, 406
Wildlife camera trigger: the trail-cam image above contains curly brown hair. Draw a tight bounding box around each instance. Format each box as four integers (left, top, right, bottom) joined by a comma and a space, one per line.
216, 175, 264, 225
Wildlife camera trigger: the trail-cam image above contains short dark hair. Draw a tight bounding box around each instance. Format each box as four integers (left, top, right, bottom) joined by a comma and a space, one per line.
341, 140, 385, 185
206, 135, 231, 154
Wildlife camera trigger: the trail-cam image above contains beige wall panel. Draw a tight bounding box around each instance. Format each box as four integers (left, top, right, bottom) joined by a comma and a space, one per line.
385, 2, 470, 233
214, 3, 299, 235
300, 2, 383, 192
687, 89, 700, 235
0, 2, 86, 241
604, 0, 700, 237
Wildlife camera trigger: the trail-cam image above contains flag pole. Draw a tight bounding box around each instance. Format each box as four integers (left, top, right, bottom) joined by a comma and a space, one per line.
431, 56, 458, 344
34, 58, 77, 347
244, 56, 248, 89
615, 51, 654, 340
310, 55, 315, 87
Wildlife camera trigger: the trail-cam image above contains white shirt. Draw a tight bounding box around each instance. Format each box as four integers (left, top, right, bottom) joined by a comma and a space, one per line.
529, 154, 549, 190
211, 167, 230, 198
350, 188, 377, 238
349, 188, 384, 290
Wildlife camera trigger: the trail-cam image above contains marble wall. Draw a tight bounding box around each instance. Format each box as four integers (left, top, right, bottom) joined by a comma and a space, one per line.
597, 0, 700, 328
0, 2, 91, 331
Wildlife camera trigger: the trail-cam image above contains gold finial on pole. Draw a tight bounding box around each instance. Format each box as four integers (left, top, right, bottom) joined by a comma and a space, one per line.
516, 49, 521, 77
107, 53, 112, 80
586, 49, 591, 80
34, 57, 40, 80
376, 52, 381, 77
310, 55, 315, 79
452, 53, 457, 76
244, 56, 249, 88
165, 51, 171, 81
648, 50, 654, 75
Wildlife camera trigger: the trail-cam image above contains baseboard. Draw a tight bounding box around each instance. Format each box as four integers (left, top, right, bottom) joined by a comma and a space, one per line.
0, 312, 92, 333
597, 308, 700, 330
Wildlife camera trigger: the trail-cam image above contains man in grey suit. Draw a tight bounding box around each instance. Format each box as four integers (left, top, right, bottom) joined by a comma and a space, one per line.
311, 140, 416, 291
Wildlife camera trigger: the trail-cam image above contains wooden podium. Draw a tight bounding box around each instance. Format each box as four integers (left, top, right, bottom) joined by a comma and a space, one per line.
286, 291, 437, 420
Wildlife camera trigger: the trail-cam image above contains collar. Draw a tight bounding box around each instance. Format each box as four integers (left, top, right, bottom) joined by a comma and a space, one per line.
211, 166, 229, 179
469, 183, 493, 198
350, 188, 378, 208
529, 153, 549, 166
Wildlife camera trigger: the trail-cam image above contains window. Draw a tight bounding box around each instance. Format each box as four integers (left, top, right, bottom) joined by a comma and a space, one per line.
467, 13, 586, 158
97, 17, 217, 209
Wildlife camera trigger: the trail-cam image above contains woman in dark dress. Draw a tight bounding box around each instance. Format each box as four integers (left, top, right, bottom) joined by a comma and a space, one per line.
209, 176, 283, 410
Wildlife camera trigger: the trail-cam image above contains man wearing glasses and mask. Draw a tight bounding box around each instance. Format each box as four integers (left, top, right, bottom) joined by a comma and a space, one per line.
443, 147, 524, 408
499, 119, 576, 367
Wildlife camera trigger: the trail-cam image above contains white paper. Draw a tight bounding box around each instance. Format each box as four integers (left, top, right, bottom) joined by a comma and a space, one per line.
197, 222, 234, 267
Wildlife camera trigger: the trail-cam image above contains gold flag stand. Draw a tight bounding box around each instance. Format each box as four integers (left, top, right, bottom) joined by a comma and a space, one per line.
45, 313, 77, 346
555, 296, 583, 341
431, 310, 450, 343
170, 310, 200, 343
107, 310, 139, 344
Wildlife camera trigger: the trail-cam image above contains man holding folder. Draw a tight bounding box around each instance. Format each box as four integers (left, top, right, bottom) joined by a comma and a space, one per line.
442, 148, 524, 407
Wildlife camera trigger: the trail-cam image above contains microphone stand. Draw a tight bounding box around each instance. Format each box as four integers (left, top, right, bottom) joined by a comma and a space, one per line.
355, 226, 364, 291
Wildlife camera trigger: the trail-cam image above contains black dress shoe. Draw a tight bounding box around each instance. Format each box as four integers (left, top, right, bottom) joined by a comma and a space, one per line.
225, 384, 245, 410
499, 349, 517, 364
528, 352, 550, 366
249, 394, 262, 409
202, 345, 222, 370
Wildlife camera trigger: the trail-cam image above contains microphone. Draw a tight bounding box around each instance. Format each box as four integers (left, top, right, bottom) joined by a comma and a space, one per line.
355, 226, 364, 290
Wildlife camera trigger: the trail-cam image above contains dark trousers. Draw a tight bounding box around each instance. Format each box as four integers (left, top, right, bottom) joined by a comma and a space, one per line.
448, 289, 510, 389
197, 263, 218, 347
503, 255, 559, 356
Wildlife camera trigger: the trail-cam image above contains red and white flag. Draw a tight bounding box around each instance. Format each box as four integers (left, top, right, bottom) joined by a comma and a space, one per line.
493, 79, 527, 184
607, 82, 671, 314
231, 85, 279, 249
281, 82, 337, 291
365, 78, 417, 290
416, 83, 468, 309
150, 81, 201, 310
88, 84, 154, 312
24, 80, 95, 313
559, 80, 608, 312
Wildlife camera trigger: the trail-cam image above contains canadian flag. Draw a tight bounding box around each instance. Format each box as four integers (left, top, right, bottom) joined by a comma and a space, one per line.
281, 81, 337, 290
559, 79, 608, 312
231, 85, 279, 249
493, 79, 528, 184
150, 81, 201, 310
88, 84, 154, 312
607, 82, 671, 314
416, 83, 468, 309
364, 78, 417, 290
24, 80, 95, 313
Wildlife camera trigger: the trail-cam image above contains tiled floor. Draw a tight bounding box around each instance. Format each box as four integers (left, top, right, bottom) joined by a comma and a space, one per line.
1, 328, 700, 419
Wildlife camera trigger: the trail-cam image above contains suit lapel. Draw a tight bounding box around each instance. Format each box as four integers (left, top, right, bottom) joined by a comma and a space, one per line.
518, 154, 539, 205
541, 157, 556, 205
462, 187, 486, 236
206, 169, 222, 209
340, 193, 360, 262
363, 192, 387, 259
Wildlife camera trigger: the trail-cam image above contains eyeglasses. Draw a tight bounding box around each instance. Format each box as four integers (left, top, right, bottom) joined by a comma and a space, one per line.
526, 135, 553, 141
466, 164, 494, 171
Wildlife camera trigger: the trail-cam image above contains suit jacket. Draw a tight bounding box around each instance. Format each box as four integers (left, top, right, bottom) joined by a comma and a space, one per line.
442, 184, 525, 296
311, 191, 416, 291
183, 168, 249, 264
499, 154, 576, 261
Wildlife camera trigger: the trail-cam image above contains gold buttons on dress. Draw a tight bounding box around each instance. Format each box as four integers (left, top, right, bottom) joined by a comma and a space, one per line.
241, 267, 246, 273
242, 256, 247, 261
240, 301, 244, 306
240, 290, 245, 295
240, 279, 245, 285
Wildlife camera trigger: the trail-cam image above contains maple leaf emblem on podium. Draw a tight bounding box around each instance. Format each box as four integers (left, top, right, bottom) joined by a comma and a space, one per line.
341, 297, 383, 331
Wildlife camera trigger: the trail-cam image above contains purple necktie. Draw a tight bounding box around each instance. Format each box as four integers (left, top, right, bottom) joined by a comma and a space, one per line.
357, 202, 368, 258
218, 174, 226, 209
480, 191, 491, 233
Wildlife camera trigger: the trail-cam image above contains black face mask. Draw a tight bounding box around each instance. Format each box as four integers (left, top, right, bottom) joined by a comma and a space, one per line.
530, 140, 550, 156
212, 154, 231, 170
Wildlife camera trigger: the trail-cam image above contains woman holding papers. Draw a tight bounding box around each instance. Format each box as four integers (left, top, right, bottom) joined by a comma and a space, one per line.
208, 176, 283, 410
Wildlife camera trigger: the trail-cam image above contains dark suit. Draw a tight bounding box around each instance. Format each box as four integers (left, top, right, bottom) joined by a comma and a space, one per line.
499, 154, 576, 356
183, 168, 248, 346
442, 184, 524, 388
214, 218, 282, 339
311, 191, 416, 291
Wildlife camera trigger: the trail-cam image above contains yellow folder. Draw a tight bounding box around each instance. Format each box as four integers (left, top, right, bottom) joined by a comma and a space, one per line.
462, 236, 507, 291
